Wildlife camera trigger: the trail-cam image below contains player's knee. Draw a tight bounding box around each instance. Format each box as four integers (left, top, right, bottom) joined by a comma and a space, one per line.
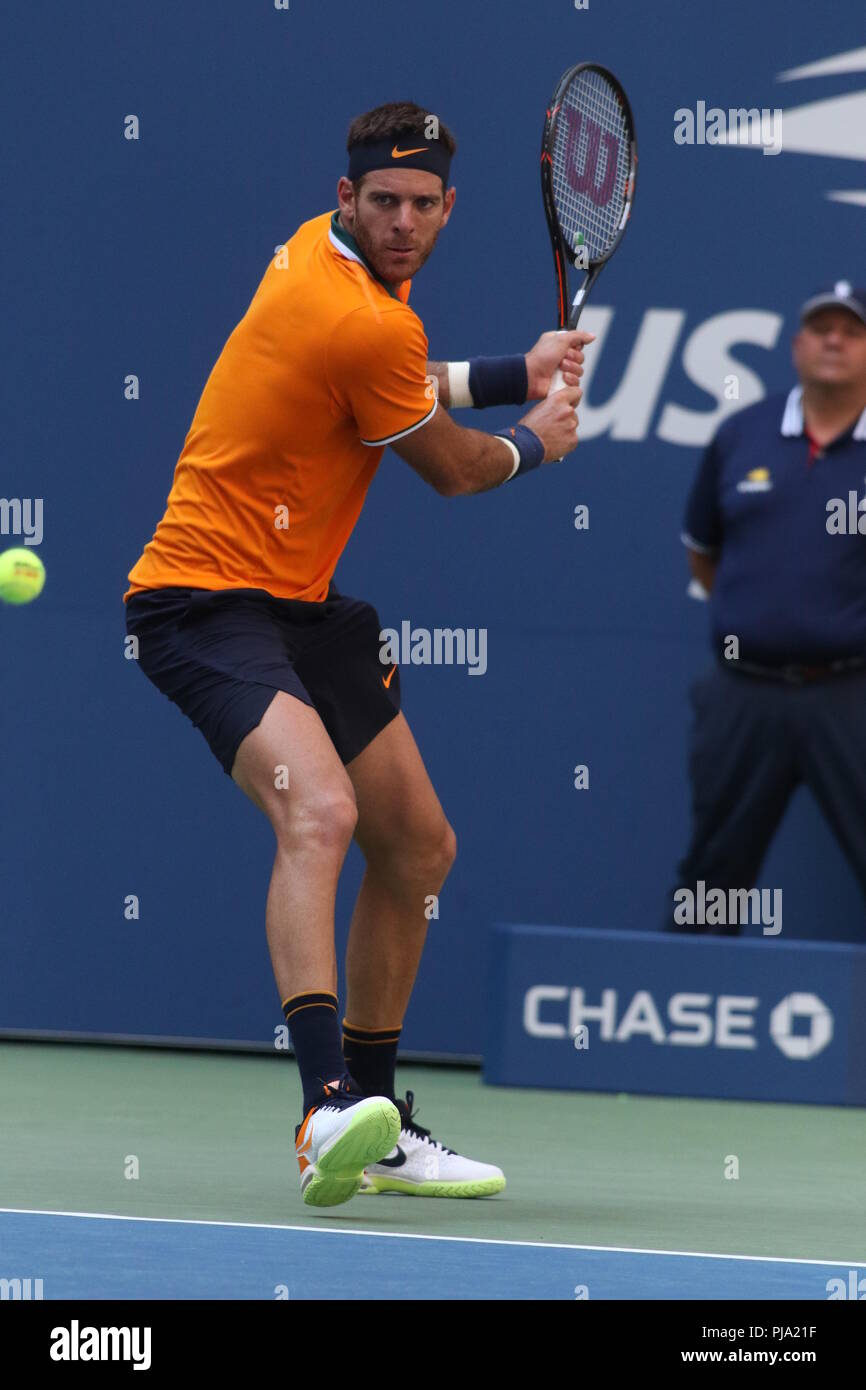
414, 819, 457, 892
391, 815, 457, 887
438, 820, 458, 877
303, 791, 359, 855
274, 789, 358, 858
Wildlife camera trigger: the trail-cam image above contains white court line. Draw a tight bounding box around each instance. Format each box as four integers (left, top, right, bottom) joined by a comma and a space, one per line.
0, 1207, 863, 1267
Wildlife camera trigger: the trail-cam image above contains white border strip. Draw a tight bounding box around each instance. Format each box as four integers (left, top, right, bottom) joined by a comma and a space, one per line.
361, 399, 437, 446
1, 1208, 863, 1266
327, 225, 366, 267
780, 385, 804, 437
780, 383, 866, 440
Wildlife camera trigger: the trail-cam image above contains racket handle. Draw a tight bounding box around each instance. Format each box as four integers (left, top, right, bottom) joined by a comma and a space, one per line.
547, 365, 566, 396
546, 332, 577, 464
546, 330, 573, 400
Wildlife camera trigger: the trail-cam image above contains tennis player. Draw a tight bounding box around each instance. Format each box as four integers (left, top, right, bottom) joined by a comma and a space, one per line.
124, 101, 589, 1207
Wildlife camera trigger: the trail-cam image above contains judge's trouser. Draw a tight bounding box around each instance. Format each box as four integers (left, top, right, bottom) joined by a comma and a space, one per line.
665, 659, 866, 935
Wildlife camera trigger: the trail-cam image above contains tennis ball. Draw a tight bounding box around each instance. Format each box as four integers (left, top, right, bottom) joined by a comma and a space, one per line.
0, 548, 46, 604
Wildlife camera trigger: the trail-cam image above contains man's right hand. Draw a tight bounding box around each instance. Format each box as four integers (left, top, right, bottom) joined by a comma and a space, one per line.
519, 385, 583, 461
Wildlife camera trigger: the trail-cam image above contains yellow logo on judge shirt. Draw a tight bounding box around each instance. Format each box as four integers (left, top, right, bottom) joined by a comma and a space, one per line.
737, 467, 773, 494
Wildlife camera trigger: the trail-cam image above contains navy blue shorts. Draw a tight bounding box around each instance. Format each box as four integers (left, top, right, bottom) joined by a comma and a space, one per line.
124, 584, 401, 775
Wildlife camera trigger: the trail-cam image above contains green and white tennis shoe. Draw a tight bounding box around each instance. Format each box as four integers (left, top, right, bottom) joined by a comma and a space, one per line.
295, 1079, 400, 1208
359, 1090, 506, 1198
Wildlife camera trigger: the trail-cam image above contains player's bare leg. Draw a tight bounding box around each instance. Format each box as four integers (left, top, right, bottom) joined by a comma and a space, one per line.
345, 711, 504, 1196
231, 692, 399, 1206
231, 691, 358, 1000
344, 712, 456, 1028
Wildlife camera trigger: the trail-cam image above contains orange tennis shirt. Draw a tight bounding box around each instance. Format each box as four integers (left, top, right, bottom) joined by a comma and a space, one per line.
125, 210, 437, 603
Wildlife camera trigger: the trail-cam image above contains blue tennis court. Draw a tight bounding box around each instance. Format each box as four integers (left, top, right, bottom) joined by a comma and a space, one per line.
2, 1047, 864, 1303
2, 1208, 862, 1301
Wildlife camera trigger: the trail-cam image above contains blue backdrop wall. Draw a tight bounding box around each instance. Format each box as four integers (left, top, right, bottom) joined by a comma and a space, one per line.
3, 1, 865, 1056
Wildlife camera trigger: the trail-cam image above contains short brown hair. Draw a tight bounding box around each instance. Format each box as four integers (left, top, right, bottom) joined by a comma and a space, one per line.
347, 101, 456, 192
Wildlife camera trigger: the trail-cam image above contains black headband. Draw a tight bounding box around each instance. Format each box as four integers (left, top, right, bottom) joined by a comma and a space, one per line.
347, 137, 452, 186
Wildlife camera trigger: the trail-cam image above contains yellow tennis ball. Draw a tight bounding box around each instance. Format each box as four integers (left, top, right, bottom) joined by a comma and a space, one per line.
0, 548, 46, 605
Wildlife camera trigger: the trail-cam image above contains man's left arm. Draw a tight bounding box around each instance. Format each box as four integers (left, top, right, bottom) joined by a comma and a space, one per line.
427, 331, 593, 411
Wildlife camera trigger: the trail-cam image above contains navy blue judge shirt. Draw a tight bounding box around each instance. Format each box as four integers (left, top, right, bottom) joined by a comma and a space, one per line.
683, 387, 866, 665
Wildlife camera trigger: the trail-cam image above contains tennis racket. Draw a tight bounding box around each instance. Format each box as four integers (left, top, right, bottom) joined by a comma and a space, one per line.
541, 62, 637, 433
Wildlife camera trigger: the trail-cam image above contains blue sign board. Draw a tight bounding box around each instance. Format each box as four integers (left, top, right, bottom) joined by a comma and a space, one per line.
485, 926, 866, 1105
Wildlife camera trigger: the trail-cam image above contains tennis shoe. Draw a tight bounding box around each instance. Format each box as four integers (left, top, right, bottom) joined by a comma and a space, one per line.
295, 1076, 400, 1207
359, 1090, 506, 1197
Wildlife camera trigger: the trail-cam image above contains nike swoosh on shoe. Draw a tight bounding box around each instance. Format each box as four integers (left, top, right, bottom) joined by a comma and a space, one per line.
376, 1146, 407, 1168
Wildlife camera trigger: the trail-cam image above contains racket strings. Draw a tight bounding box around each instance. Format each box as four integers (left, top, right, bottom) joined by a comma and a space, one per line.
551, 68, 631, 262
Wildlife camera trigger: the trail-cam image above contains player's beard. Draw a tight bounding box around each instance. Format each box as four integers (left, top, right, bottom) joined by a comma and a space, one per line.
350, 210, 439, 286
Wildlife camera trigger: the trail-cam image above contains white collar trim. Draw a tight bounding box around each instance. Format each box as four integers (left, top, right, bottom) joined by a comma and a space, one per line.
780, 386, 804, 436
781, 384, 866, 440
328, 224, 366, 267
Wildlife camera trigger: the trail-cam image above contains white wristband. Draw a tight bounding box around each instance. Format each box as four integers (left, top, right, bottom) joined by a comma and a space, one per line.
497, 435, 521, 481
447, 361, 473, 409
